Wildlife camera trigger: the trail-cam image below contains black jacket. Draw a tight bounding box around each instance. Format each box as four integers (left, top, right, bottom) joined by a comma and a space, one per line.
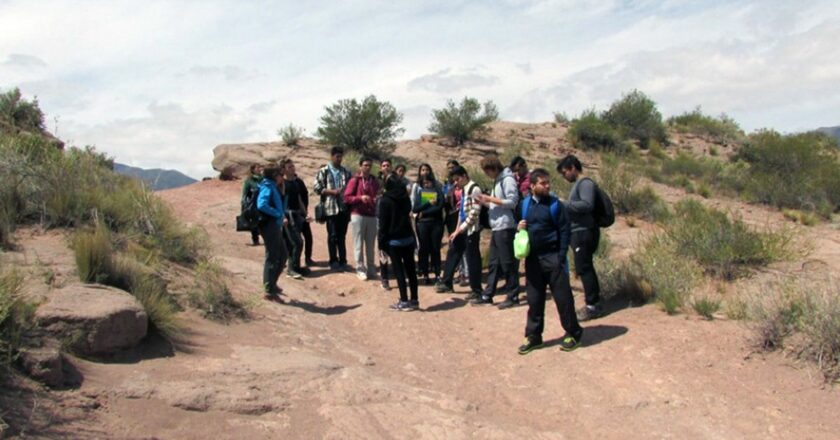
378, 184, 413, 249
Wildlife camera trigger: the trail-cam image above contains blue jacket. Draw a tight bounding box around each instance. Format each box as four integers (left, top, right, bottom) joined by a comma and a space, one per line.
523, 195, 570, 258
257, 178, 286, 225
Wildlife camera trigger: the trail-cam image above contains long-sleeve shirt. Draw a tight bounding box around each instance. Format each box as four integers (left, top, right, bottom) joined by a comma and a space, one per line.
412, 184, 444, 223
458, 181, 483, 236
567, 177, 596, 232
343, 174, 379, 217
524, 194, 570, 258
488, 167, 519, 231
256, 178, 286, 225
313, 163, 352, 217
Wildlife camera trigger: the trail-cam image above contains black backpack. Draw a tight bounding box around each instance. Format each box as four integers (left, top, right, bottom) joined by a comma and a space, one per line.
241, 184, 264, 225
586, 178, 615, 228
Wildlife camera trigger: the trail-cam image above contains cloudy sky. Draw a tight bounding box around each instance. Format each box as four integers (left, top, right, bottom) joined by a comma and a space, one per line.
2, 0, 839, 178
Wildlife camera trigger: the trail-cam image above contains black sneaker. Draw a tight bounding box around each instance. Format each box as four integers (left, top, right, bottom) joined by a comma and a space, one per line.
286, 270, 303, 280
464, 291, 481, 302
471, 295, 493, 305
297, 267, 311, 276
517, 336, 544, 355
558, 333, 582, 352
305, 258, 317, 267
381, 280, 391, 291
389, 301, 415, 311
497, 296, 520, 309
576, 304, 603, 321
423, 275, 431, 286
329, 262, 341, 271
435, 282, 454, 293
409, 300, 420, 310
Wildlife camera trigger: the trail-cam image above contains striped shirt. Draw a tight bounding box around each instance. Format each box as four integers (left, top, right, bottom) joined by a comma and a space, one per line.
313, 163, 352, 217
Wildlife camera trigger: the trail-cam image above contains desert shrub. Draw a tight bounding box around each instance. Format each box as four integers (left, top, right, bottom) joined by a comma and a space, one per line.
553, 111, 570, 124
0, 269, 35, 370
623, 186, 671, 222
603, 89, 668, 148
131, 274, 181, 339
692, 296, 722, 320
661, 152, 722, 181
667, 107, 744, 144
72, 223, 113, 284
278, 124, 304, 146
429, 97, 499, 145
732, 130, 840, 214
648, 141, 667, 159
500, 137, 533, 168
0, 88, 46, 135
696, 183, 712, 199
568, 110, 625, 153
599, 154, 670, 222
188, 261, 246, 323
664, 200, 797, 279
316, 95, 404, 158
782, 209, 819, 226
630, 235, 703, 314
465, 166, 492, 196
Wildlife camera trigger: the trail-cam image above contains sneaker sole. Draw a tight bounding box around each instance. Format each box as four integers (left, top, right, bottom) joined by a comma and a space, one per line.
560, 343, 581, 352
518, 343, 544, 355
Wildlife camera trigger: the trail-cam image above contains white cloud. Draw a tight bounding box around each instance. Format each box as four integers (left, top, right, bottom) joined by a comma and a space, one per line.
407, 68, 499, 94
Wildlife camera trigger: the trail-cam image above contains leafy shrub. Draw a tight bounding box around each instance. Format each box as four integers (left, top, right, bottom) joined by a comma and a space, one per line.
72, 223, 113, 284
465, 166, 492, 196
661, 153, 722, 181
553, 111, 570, 124
189, 261, 246, 323
316, 95, 404, 158
692, 296, 722, 320
630, 235, 703, 314
599, 154, 670, 222
623, 186, 671, 222
0, 269, 35, 370
603, 90, 668, 148
664, 200, 797, 279
732, 130, 840, 215
0, 88, 46, 135
568, 110, 624, 153
277, 124, 304, 146
429, 97, 499, 145
667, 107, 744, 144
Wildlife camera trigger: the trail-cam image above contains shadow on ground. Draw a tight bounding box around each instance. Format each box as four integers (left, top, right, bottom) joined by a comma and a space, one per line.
544, 324, 628, 349
284, 299, 361, 315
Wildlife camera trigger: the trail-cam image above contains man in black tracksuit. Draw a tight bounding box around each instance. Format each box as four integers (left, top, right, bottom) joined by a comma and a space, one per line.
517, 168, 583, 354
282, 158, 310, 279
557, 154, 602, 321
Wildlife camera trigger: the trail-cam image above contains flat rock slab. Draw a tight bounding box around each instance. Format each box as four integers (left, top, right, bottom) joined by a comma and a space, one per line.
36, 284, 148, 356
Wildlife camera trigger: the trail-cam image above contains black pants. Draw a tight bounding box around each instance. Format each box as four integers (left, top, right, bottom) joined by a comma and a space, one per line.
259, 220, 288, 294
301, 221, 313, 262
387, 245, 418, 302
250, 228, 260, 244
571, 227, 601, 306
416, 220, 443, 278
284, 213, 305, 271
325, 212, 349, 265
483, 228, 519, 298
524, 252, 582, 341
441, 232, 482, 294
445, 212, 458, 235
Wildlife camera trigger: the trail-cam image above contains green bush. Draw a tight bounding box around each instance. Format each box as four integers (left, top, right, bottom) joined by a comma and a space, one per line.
0, 269, 34, 370
662, 153, 722, 181
316, 95, 404, 158
599, 154, 670, 222
553, 111, 570, 124
568, 110, 625, 153
603, 90, 668, 148
623, 186, 671, 222
692, 296, 722, 320
667, 107, 744, 144
0, 88, 46, 135
630, 235, 703, 314
429, 97, 499, 145
72, 223, 112, 284
732, 130, 840, 215
188, 261, 246, 323
465, 166, 492, 196
277, 124, 304, 146
665, 200, 797, 279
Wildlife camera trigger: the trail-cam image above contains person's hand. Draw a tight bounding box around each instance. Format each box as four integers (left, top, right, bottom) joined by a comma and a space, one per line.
448, 230, 459, 242
361, 195, 371, 203
283, 217, 289, 227
430, 198, 438, 205
305, 215, 313, 222
517, 220, 527, 231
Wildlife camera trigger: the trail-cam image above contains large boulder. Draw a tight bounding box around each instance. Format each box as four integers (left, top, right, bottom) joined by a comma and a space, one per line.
35, 284, 148, 356
211, 142, 292, 180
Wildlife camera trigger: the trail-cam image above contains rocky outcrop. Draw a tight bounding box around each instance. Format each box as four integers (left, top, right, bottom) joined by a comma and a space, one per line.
35, 284, 148, 356
212, 142, 297, 180
18, 339, 65, 387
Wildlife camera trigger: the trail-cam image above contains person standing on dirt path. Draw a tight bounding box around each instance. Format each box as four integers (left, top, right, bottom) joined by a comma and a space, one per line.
412, 174, 445, 286
281, 158, 311, 279
557, 154, 603, 321
313, 147, 353, 271
344, 157, 380, 281
377, 158, 393, 290
378, 174, 420, 311
242, 163, 263, 246
257, 166, 289, 301
435, 166, 483, 300
517, 168, 583, 354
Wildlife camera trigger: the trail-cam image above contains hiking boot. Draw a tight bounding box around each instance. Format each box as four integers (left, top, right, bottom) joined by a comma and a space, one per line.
497, 296, 520, 310
381, 280, 391, 291
558, 333, 582, 352
471, 295, 493, 305
576, 304, 603, 321
286, 270, 303, 280
435, 282, 454, 293
517, 336, 544, 355
389, 301, 415, 312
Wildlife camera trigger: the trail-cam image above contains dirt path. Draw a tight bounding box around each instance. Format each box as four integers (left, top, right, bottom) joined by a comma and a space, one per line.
51, 179, 839, 439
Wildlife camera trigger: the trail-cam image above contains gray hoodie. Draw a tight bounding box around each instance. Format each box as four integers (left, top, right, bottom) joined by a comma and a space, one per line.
488, 167, 520, 231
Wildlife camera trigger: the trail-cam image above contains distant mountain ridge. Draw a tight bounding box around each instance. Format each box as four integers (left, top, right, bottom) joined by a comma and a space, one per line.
114, 163, 197, 191
817, 126, 840, 143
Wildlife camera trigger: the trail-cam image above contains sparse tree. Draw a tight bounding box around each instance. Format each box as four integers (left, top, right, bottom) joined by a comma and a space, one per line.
277, 124, 304, 146
316, 95, 404, 158
0, 87, 46, 135
603, 89, 668, 148
429, 97, 499, 145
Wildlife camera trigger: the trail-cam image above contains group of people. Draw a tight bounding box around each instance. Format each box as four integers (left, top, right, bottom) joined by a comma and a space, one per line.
244, 147, 605, 354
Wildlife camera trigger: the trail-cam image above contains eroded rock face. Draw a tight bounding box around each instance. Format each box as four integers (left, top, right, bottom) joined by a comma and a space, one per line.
18, 339, 64, 387
35, 284, 148, 356
211, 142, 291, 180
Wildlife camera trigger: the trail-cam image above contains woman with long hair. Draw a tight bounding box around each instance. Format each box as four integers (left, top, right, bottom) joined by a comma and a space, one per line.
378, 174, 420, 311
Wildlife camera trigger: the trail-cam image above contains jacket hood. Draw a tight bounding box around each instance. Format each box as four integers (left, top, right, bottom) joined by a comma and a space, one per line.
384, 175, 408, 199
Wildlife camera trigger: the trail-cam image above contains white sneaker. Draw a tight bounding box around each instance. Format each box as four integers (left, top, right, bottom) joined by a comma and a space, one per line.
356, 271, 368, 281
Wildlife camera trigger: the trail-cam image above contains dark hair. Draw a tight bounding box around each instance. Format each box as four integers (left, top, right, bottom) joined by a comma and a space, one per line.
529, 168, 550, 183
557, 154, 582, 172
417, 163, 436, 182
279, 158, 294, 170
249, 163, 260, 174
395, 164, 406, 173
449, 165, 468, 178
330, 146, 344, 156
480, 154, 503, 172
359, 157, 372, 166
384, 173, 407, 193
263, 166, 282, 181
418, 174, 436, 187
446, 159, 460, 167
380, 158, 392, 166
509, 155, 526, 169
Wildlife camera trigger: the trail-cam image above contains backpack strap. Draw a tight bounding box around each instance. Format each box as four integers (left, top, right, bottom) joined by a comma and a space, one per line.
550, 197, 560, 225
521, 196, 531, 220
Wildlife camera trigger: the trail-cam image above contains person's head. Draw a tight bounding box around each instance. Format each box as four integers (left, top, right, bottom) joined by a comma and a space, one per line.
379, 159, 392, 177
420, 175, 435, 189
263, 166, 283, 185
509, 156, 528, 176
417, 163, 436, 182
480, 154, 503, 179
529, 168, 551, 197
330, 146, 344, 166
394, 164, 406, 178
446, 159, 459, 172
280, 158, 295, 177
384, 173, 408, 197
556, 154, 582, 183
449, 165, 469, 188
359, 157, 372, 176
249, 163, 262, 176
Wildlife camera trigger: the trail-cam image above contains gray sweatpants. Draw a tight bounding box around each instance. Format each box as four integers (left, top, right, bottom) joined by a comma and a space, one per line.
351, 214, 377, 275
